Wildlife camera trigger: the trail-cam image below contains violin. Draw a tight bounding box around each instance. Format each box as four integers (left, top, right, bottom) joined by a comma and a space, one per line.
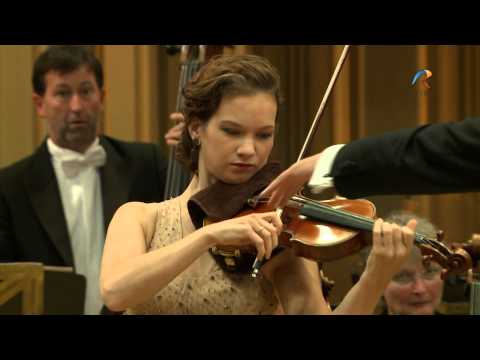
189, 160, 464, 278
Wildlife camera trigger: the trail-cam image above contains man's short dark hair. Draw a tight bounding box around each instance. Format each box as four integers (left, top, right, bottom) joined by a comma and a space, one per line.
32, 45, 104, 95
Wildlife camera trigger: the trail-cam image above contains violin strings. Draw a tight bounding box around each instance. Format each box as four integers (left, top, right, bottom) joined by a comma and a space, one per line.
295, 196, 440, 248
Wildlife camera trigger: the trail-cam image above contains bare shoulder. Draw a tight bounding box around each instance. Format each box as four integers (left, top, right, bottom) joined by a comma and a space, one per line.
114, 199, 179, 236
115, 201, 158, 222
109, 201, 170, 249
112, 201, 158, 233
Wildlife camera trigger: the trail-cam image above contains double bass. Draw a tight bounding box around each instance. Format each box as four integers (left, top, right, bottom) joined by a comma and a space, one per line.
163, 46, 229, 200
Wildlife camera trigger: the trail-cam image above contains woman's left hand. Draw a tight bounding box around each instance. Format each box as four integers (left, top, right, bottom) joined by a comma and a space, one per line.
364, 218, 417, 284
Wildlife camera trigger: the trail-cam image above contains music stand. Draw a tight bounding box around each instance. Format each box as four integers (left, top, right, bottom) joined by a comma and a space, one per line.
0, 263, 86, 315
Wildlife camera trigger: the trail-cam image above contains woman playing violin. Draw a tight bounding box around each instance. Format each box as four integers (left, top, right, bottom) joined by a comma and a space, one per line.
100, 54, 417, 315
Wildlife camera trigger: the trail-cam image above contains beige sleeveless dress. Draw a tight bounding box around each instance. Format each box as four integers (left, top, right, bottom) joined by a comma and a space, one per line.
125, 198, 278, 315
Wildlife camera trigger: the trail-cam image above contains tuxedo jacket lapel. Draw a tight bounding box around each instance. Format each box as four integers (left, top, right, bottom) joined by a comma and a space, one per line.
99, 137, 131, 232
25, 141, 74, 266
23, 138, 133, 266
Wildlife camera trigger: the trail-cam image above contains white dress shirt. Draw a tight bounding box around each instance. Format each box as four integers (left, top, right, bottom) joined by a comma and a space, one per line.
308, 144, 345, 194
47, 138, 106, 315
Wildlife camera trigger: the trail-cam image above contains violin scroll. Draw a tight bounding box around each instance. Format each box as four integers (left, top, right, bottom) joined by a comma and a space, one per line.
420, 233, 480, 279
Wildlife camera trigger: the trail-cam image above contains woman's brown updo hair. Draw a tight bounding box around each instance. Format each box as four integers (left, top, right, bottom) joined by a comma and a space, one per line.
177, 54, 282, 173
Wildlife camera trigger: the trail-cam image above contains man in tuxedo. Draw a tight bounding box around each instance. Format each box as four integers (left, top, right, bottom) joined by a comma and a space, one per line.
260, 117, 480, 207
0, 46, 169, 314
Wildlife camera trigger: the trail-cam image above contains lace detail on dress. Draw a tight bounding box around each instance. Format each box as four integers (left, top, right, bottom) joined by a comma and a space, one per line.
125, 198, 278, 315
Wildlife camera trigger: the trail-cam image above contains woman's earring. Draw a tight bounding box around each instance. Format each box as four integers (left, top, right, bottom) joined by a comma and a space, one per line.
191, 138, 201, 168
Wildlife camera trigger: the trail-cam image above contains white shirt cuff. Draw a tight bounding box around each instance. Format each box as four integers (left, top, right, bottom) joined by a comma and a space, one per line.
308, 144, 345, 194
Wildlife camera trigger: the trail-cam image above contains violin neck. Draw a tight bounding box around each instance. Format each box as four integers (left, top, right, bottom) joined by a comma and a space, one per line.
300, 201, 373, 232
299, 201, 431, 248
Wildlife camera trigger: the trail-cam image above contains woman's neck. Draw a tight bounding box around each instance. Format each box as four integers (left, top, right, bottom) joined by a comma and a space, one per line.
181, 161, 216, 200
180, 172, 216, 201
181, 176, 200, 200
178, 170, 217, 236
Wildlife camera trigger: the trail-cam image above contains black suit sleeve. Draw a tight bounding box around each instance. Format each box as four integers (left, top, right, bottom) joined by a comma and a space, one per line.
330, 117, 480, 198
0, 190, 16, 261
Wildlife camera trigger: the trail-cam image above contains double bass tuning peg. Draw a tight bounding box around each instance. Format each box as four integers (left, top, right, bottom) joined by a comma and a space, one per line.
163, 45, 181, 56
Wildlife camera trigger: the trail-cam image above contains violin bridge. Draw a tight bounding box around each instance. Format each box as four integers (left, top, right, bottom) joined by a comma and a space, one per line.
276, 208, 283, 217
224, 257, 236, 267
247, 197, 259, 208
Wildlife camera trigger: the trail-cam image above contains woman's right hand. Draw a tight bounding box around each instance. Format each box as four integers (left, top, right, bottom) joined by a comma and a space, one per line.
203, 211, 283, 261
259, 154, 321, 209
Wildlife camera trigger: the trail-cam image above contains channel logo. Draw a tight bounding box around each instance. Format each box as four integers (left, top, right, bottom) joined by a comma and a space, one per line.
412, 69, 433, 90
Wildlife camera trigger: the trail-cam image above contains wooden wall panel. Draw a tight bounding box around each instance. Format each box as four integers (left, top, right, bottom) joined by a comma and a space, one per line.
102, 45, 137, 142
0, 46, 36, 168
